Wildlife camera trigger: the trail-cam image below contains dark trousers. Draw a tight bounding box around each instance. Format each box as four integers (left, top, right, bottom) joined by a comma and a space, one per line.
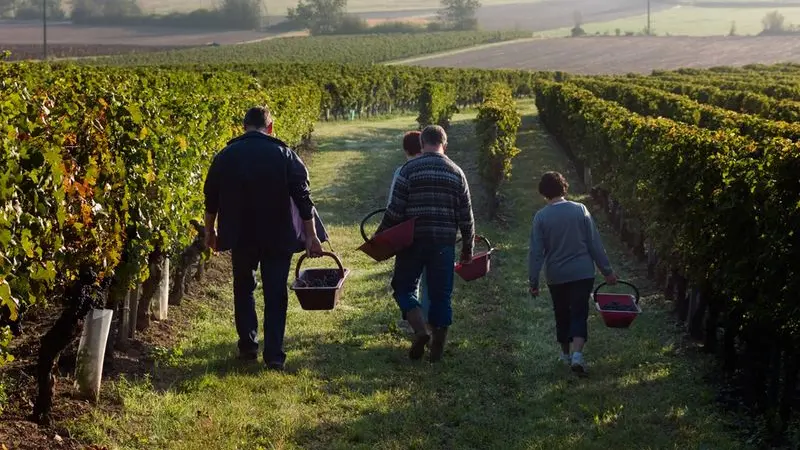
548, 278, 595, 344
231, 246, 292, 364
392, 243, 455, 328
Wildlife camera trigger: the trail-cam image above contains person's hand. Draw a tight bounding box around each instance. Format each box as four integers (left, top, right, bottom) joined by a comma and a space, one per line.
529, 286, 539, 298
305, 236, 324, 258
204, 229, 217, 251
459, 251, 473, 265
605, 272, 619, 285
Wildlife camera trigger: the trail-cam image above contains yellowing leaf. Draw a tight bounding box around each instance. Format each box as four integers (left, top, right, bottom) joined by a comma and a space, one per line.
0, 279, 18, 321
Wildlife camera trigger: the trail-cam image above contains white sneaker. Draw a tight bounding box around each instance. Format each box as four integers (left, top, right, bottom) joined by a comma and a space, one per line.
571, 352, 588, 375
558, 353, 571, 365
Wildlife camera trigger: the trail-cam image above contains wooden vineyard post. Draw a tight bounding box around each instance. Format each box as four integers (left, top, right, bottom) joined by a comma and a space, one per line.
128, 285, 140, 339
583, 166, 592, 193
116, 290, 131, 349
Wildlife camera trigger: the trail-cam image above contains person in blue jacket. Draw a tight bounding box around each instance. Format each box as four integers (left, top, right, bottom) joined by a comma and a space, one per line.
528, 171, 617, 375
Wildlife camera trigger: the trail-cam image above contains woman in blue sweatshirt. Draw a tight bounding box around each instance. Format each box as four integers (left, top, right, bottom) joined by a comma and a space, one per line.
528, 172, 617, 375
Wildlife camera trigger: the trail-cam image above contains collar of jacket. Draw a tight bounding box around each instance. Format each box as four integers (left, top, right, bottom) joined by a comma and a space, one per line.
227, 130, 290, 148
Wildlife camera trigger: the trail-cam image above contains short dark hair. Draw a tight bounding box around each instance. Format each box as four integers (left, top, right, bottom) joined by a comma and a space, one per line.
420, 125, 447, 147
243, 106, 271, 129
402, 131, 422, 156
538, 171, 569, 199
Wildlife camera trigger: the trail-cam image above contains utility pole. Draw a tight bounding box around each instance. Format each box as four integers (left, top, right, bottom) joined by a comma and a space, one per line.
42, 0, 48, 60
646, 0, 651, 35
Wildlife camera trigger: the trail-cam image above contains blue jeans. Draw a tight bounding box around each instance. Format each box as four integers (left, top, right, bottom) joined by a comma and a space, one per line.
231, 246, 292, 364
392, 243, 455, 328
401, 271, 430, 322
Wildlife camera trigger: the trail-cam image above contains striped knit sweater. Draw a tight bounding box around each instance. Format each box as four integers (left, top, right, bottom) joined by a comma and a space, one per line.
377, 152, 475, 255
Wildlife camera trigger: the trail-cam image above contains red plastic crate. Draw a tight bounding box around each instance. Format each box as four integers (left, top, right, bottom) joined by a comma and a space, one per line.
357, 208, 416, 262
454, 235, 494, 281
291, 252, 350, 310
592, 281, 642, 329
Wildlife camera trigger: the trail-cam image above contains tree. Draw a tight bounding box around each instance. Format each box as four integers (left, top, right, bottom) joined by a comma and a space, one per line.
439, 0, 480, 31
13, 0, 65, 20
72, 0, 139, 20
761, 10, 786, 34
570, 10, 585, 37
287, 0, 347, 35
219, 0, 261, 29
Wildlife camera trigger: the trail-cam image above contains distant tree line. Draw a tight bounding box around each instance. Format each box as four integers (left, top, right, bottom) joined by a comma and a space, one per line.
286, 0, 482, 35
0, 0, 66, 20
0, 0, 266, 30
0, 0, 484, 33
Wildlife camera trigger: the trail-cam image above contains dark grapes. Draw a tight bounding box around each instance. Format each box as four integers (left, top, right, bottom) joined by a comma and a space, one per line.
601, 301, 638, 312
297, 271, 342, 288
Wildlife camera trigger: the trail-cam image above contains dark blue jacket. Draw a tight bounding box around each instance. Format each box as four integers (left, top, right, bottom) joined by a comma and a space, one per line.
203, 131, 326, 253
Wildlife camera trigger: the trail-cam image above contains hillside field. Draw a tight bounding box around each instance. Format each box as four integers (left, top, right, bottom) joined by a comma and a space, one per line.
405, 35, 800, 73
541, 5, 800, 37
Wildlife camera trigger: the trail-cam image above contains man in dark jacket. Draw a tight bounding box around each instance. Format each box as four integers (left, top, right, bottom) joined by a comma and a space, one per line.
203, 106, 324, 371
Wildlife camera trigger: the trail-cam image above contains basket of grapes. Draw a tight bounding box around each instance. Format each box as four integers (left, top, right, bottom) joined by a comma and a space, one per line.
291, 252, 350, 310
592, 281, 641, 328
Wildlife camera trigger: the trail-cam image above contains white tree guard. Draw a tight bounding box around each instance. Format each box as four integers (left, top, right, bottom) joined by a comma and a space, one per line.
75, 309, 113, 401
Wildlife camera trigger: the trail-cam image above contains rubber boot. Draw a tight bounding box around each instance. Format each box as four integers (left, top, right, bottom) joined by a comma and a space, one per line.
405, 307, 430, 360
429, 327, 448, 363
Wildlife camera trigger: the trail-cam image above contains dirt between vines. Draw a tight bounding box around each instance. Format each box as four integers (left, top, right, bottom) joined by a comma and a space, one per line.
0, 255, 234, 450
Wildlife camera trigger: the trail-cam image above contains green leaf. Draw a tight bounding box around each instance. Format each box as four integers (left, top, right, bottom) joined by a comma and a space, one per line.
126, 104, 143, 125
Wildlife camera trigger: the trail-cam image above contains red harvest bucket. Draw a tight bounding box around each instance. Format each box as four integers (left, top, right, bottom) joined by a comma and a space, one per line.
454, 235, 494, 281
357, 208, 416, 262
290, 252, 350, 310
592, 281, 642, 328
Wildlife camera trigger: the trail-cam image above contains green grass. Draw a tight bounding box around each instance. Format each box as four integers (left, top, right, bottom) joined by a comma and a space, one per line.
540, 5, 800, 37
68, 102, 742, 449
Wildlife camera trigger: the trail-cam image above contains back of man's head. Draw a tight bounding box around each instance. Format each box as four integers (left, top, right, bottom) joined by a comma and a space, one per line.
243, 106, 272, 130
420, 125, 447, 150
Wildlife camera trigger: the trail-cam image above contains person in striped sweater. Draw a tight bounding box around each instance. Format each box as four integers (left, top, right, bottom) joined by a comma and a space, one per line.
377, 125, 475, 362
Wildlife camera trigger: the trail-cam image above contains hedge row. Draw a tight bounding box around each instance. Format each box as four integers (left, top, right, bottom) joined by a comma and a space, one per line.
651, 74, 800, 102
571, 77, 800, 141
416, 81, 457, 130
475, 83, 521, 218
535, 79, 800, 435
618, 75, 800, 123
103, 63, 554, 120
0, 63, 320, 364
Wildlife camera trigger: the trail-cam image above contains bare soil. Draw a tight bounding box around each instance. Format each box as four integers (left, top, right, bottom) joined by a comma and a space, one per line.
407, 35, 800, 74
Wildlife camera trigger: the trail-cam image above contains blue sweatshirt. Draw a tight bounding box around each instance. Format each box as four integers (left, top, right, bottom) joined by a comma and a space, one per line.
528, 200, 613, 288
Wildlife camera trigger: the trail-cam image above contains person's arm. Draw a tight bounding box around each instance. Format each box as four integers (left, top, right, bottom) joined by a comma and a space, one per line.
287, 149, 322, 256
528, 213, 545, 291
377, 172, 409, 233
583, 205, 614, 277
203, 153, 222, 250
458, 173, 475, 261
386, 167, 400, 207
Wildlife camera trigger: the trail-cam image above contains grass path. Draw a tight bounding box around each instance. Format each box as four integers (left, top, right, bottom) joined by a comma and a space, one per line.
384, 36, 539, 65
69, 102, 741, 449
